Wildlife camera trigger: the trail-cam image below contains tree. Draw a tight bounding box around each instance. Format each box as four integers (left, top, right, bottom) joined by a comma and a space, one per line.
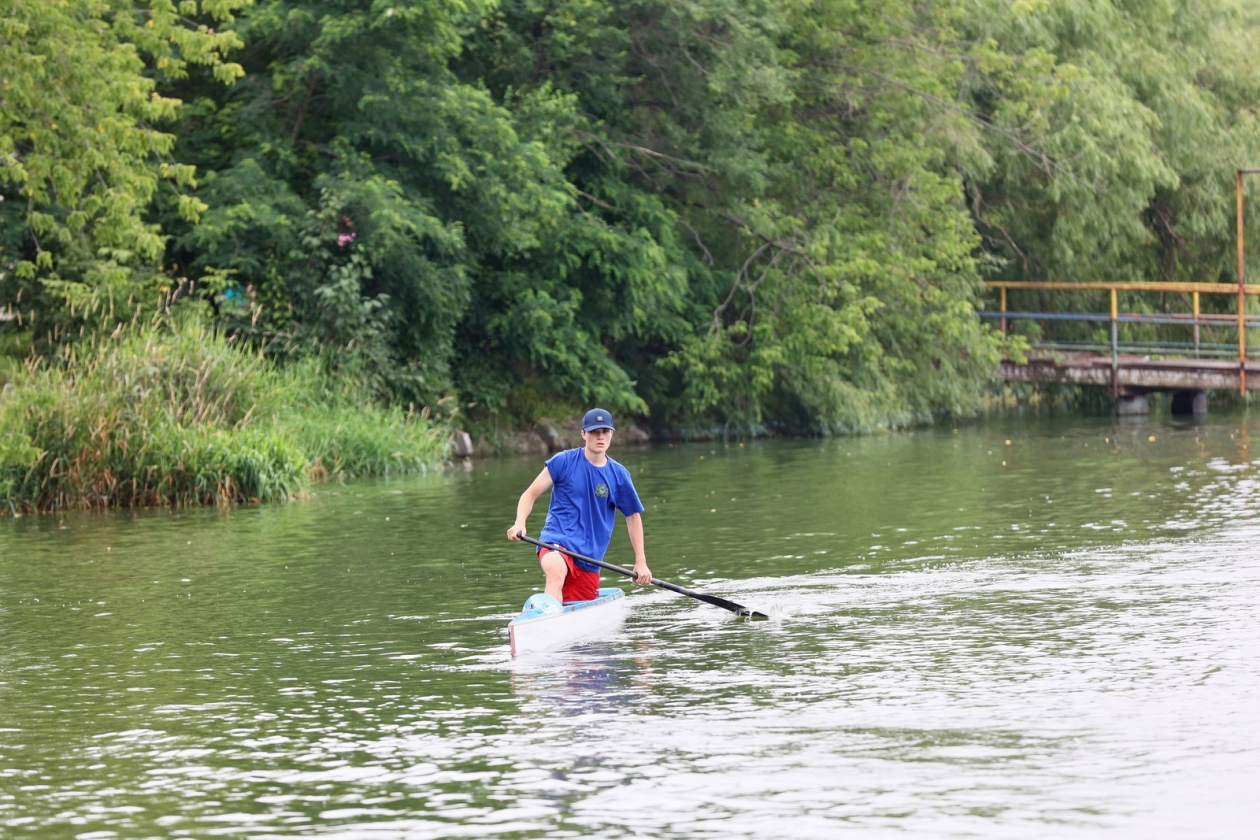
960, 0, 1260, 340
162, 0, 685, 413
474, 0, 1005, 431
0, 1, 248, 344
17, 0, 1257, 437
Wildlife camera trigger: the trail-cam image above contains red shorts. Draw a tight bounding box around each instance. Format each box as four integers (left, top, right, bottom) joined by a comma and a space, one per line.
537, 545, 600, 603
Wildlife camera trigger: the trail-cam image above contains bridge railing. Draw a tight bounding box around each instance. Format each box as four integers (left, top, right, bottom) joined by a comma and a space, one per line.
978, 280, 1260, 393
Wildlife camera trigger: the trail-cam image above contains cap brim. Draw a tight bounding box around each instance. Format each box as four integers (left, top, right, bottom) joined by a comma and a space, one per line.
584, 424, 615, 432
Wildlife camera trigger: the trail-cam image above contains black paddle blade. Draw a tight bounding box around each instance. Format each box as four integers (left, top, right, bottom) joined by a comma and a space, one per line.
690, 591, 770, 620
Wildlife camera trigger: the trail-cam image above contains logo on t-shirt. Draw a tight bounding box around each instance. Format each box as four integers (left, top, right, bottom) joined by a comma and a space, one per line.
594, 483, 609, 498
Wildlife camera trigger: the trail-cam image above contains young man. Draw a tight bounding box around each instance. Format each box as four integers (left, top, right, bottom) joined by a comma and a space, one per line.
507, 408, 652, 603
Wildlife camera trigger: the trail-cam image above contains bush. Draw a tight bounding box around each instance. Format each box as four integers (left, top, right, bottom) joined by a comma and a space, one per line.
291, 407, 445, 479
0, 318, 447, 513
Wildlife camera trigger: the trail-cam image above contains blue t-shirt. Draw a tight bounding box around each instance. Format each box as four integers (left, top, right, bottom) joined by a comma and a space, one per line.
539, 448, 645, 571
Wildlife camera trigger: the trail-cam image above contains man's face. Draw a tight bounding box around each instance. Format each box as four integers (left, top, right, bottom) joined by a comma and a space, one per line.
583, 427, 613, 452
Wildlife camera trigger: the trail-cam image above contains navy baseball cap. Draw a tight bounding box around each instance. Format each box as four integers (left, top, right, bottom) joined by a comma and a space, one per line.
582, 408, 616, 432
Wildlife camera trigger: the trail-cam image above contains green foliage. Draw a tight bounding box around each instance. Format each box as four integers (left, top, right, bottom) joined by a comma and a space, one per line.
290, 407, 445, 478
477, 0, 1005, 431
8, 0, 1260, 452
278, 353, 449, 477
160, 0, 671, 414
960, 0, 1260, 340
0, 1, 249, 337
0, 317, 445, 513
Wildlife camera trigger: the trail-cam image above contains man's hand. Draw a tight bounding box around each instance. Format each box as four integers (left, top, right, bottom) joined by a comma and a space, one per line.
625, 513, 650, 584
507, 524, 526, 541
633, 560, 652, 585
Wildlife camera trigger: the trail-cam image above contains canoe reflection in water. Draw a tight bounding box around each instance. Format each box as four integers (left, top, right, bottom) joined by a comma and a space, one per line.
509, 642, 654, 718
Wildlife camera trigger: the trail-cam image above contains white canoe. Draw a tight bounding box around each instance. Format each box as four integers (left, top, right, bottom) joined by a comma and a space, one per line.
508, 588, 627, 657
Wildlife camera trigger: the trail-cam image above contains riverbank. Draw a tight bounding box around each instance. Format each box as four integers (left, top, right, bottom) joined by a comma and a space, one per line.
452, 386, 1078, 457
453, 415, 652, 458
0, 319, 447, 514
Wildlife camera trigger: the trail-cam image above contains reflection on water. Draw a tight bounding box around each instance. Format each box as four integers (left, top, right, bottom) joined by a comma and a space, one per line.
3, 414, 1260, 837
508, 643, 642, 721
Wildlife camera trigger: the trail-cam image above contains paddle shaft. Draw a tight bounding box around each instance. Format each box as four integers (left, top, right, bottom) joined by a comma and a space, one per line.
516, 534, 765, 617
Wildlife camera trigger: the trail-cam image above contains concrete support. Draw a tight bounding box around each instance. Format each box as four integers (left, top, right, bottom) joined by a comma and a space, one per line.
1170, 390, 1208, 416
449, 430, 474, 457
1115, 394, 1150, 416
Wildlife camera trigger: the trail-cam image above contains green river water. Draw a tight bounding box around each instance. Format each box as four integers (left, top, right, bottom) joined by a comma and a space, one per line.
3, 413, 1259, 838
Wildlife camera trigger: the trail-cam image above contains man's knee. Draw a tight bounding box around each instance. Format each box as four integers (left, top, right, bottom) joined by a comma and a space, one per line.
540, 551, 568, 580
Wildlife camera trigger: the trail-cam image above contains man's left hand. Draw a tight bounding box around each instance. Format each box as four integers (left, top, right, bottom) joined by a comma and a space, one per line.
632, 561, 652, 585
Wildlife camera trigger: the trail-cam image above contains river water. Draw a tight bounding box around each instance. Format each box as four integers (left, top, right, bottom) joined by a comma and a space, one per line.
3, 414, 1259, 838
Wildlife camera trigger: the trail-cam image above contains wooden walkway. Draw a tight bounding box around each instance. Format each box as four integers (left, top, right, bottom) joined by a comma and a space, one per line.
998, 353, 1258, 412
1000, 353, 1260, 392
982, 278, 1260, 409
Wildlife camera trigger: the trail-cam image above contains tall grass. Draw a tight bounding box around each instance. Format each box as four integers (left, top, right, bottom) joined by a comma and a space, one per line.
0, 318, 448, 513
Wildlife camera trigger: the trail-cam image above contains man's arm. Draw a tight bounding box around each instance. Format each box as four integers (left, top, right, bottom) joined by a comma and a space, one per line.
507, 467, 553, 541
625, 512, 652, 584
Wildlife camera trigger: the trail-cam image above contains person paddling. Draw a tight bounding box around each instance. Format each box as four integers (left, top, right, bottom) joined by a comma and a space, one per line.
507, 408, 652, 605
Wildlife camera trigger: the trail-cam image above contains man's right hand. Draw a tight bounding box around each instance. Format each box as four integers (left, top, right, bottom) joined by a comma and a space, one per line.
507, 525, 526, 541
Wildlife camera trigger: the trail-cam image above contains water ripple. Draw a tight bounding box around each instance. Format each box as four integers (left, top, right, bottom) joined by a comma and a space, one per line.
2, 417, 1259, 837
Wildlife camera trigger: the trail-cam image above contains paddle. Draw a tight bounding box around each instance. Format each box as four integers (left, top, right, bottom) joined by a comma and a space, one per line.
515, 534, 768, 619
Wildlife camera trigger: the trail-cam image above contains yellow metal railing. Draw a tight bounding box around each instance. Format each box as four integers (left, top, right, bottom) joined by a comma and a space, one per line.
985, 168, 1260, 395
982, 280, 1260, 395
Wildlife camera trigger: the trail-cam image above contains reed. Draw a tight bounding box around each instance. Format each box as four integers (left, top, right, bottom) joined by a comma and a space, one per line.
0, 318, 448, 513
292, 408, 445, 479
